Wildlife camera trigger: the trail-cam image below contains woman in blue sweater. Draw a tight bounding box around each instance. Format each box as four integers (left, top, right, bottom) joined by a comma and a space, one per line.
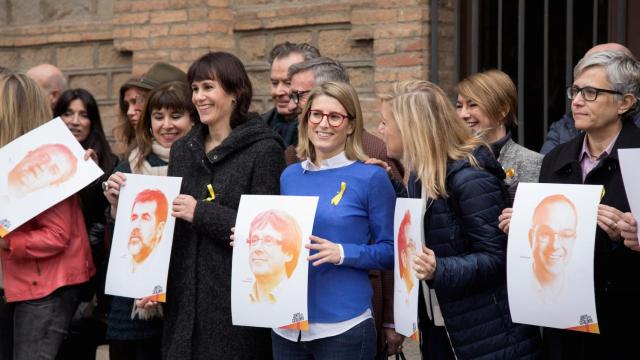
378, 80, 541, 359
274, 81, 395, 359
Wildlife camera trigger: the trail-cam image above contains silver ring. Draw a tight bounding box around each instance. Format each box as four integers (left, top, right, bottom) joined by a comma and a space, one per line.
102, 181, 109, 192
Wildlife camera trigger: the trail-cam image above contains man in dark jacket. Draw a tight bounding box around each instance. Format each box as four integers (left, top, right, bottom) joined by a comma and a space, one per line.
262, 42, 319, 147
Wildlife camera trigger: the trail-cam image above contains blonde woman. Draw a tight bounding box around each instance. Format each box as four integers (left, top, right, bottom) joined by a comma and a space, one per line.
0, 72, 95, 360
378, 80, 540, 359
456, 69, 543, 187
273, 81, 395, 359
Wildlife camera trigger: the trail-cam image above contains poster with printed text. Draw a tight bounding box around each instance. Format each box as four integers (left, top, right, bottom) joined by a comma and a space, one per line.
619, 148, 640, 242
231, 195, 319, 329
507, 182, 601, 333
105, 173, 182, 301
0, 117, 103, 237
393, 198, 425, 341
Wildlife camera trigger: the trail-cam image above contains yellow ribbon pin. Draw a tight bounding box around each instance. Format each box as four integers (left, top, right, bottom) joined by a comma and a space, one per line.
600, 187, 606, 200
204, 184, 216, 202
505, 167, 515, 179
331, 181, 347, 206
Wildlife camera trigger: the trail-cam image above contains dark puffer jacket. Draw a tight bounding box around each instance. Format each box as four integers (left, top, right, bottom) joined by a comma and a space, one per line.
410, 146, 541, 360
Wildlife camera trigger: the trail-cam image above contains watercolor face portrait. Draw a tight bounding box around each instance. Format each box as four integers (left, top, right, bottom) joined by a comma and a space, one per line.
8, 143, 77, 198
231, 194, 318, 329
507, 182, 600, 332
246, 209, 303, 304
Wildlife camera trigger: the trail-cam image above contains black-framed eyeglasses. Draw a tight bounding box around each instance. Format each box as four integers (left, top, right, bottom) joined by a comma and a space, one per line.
290, 90, 311, 104
307, 109, 351, 127
566, 86, 622, 101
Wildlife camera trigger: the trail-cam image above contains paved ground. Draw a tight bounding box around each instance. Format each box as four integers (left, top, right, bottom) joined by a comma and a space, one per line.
96, 340, 422, 359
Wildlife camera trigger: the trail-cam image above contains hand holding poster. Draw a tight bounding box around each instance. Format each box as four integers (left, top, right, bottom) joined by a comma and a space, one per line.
105, 173, 182, 300
231, 195, 318, 329
507, 182, 601, 333
618, 148, 640, 244
0, 117, 104, 237
393, 198, 425, 340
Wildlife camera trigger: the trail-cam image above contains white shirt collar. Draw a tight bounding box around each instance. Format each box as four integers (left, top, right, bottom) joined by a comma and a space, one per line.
300, 152, 355, 172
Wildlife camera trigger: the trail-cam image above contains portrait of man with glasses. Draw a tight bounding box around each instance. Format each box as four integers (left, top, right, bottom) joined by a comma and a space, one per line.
527, 194, 578, 303
247, 209, 302, 304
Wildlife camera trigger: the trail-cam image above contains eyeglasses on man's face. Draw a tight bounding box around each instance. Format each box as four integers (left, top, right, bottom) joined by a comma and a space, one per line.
533, 224, 576, 246
247, 234, 282, 248
566, 85, 622, 102
307, 109, 351, 128
290, 90, 311, 105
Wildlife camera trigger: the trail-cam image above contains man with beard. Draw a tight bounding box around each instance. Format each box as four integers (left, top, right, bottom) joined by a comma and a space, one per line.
127, 189, 168, 273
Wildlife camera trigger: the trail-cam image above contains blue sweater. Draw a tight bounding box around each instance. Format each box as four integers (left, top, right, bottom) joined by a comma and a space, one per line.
280, 161, 395, 323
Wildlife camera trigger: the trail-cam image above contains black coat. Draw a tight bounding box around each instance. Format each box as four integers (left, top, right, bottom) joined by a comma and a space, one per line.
538, 119, 640, 358
163, 115, 285, 360
412, 146, 541, 360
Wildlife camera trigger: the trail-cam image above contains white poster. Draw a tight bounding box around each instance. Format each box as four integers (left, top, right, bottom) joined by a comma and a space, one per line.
619, 148, 640, 241
231, 195, 318, 329
0, 117, 104, 237
393, 198, 425, 340
507, 182, 601, 333
105, 174, 182, 300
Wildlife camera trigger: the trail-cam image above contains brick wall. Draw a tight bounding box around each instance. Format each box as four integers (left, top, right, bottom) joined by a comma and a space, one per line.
1, 0, 456, 151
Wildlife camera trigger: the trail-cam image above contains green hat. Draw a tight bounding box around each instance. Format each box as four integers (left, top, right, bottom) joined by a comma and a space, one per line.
124, 62, 187, 91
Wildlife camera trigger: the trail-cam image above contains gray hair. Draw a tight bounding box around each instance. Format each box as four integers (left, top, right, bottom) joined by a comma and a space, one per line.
288, 57, 350, 85
268, 42, 320, 65
574, 50, 640, 98
575, 50, 640, 118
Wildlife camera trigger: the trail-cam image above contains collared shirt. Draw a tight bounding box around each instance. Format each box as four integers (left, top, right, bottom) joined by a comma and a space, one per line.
274, 152, 373, 342
249, 280, 285, 304
578, 130, 620, 183
300, 152, 355, 172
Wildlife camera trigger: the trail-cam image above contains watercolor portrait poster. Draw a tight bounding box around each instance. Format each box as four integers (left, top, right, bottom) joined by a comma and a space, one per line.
393, 198, 425, 340
231, 195, 319, 329
0, 117, 103, 237
105, 174, 182, 301
507, 182, 601, 333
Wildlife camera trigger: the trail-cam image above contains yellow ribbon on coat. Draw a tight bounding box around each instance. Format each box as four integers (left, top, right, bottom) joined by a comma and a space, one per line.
205, 184, 216, 202
331, 181, 347, 206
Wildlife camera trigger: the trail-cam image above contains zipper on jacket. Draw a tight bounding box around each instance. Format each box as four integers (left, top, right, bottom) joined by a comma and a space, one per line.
442, 320, 459, 360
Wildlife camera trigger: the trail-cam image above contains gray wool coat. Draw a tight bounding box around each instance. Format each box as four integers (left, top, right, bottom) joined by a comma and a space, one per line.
498, 138, 543, 185
162, 115, 285, 360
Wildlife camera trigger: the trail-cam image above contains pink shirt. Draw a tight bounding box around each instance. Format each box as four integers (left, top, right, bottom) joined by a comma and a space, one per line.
579, 131, 620, 183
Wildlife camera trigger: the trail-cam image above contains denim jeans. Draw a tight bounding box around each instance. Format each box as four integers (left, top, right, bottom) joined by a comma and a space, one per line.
13, 285, 82, 360
271, 318, 376, 360
0, 289, 13, 360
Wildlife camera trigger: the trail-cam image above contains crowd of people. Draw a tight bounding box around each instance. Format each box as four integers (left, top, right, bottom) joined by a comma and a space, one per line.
0, 39, 639, 360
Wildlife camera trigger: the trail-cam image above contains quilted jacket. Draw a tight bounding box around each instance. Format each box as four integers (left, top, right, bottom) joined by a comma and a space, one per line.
409, 146, 541, 359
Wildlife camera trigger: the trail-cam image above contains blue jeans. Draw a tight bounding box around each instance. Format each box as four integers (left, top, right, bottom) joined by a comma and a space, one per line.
271, 318, 376, 360
13, 285, 82, 360
0, 289, 13, 360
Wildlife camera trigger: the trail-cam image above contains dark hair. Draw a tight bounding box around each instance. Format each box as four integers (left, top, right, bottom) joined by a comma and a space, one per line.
187, 52, 253, 129
268, 42, 321, 65
54, 88, 116, 174
135, 81, 196, 171
116, 77, 148, 147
